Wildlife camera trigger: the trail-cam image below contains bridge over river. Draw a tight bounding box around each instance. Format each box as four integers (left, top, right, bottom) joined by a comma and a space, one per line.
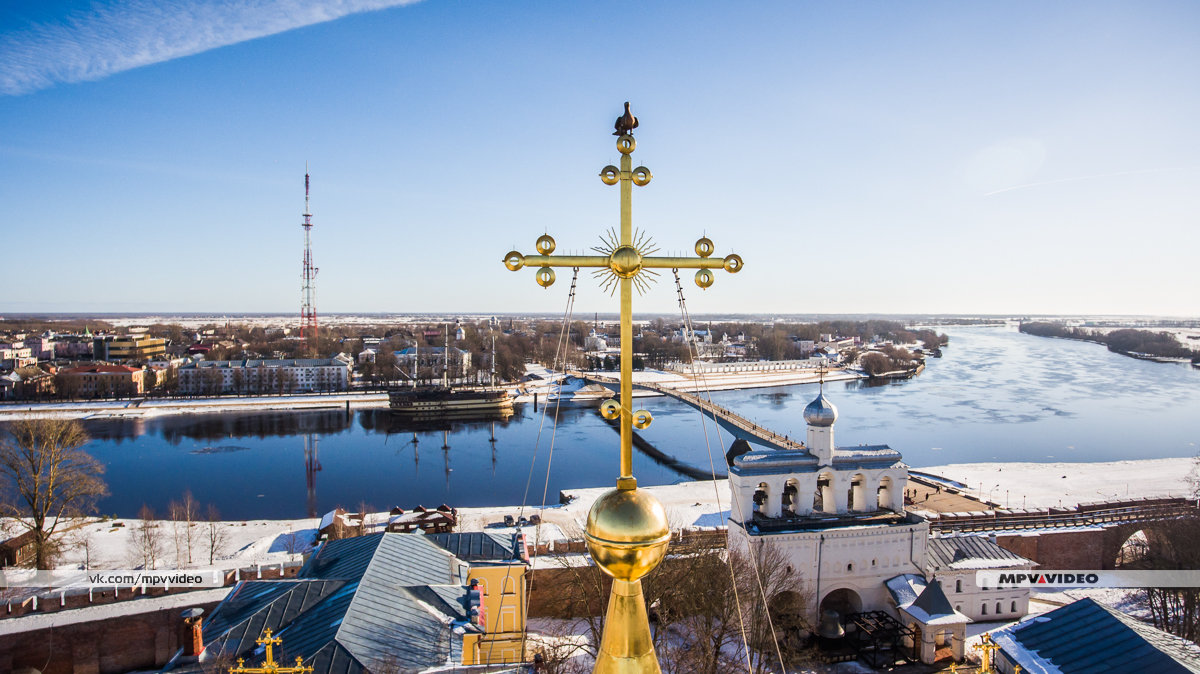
581, 374, 806, 452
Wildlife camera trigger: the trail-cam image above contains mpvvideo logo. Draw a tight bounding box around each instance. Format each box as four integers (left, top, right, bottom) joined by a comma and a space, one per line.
997, 572, 1100, 586
0, 569, 224, 589
977, 570, 1200, 589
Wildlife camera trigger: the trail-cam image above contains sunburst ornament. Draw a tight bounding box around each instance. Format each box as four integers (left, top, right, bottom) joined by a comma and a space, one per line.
590, 227, 661, 295
500, 102, 745, 674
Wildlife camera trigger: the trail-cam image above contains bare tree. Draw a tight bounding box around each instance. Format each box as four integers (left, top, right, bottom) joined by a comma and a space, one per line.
539, 529, 812, 674
130, 504, 163, 570
0, 418, 108, 569
206, 504, 229, 565
180, 490, 199, 564
282, 531, 312, 556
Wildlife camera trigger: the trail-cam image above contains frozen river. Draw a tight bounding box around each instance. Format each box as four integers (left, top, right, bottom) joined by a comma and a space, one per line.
74, 326, 1200, 518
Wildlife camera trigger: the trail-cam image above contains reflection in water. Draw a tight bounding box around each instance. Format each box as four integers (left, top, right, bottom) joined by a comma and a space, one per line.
49, 327, 1200, 519
304, 434, 321, 518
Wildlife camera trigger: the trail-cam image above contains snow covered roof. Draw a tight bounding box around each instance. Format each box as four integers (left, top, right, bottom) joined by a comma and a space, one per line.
990, 597, 1200, 674
730, 444, 904, 476
887, 574, 970, 626
927, 535, 1035, 571
181, 533, 491, 673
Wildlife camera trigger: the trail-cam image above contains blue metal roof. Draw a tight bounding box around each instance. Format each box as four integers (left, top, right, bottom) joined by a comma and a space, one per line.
425, 532, 519, 562
995, 598, 1200, 674
173, 533, 497, 673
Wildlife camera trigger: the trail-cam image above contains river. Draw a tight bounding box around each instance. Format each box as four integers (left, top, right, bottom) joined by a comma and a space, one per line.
69, 326, 1200, 519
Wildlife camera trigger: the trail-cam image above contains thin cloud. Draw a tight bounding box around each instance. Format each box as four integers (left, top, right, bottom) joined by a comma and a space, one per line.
983, 167, 1199, 197
0, 0, 421, 96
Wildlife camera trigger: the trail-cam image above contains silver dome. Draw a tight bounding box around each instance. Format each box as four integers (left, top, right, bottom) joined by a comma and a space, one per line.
804, 392, 838, 427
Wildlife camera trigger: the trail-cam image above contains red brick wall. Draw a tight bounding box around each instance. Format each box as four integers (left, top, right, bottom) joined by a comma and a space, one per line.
997, 530, 1107, 570
0, 600, 221, 674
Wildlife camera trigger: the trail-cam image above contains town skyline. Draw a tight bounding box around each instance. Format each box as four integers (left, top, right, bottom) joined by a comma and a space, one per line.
3, 1, 1198, 317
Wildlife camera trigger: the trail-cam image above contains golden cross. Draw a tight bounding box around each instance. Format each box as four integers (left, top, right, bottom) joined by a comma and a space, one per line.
502, 104, 743, 674
974, 632, 1001, 673
503, 106, 742, 485
228, 627, 314, 674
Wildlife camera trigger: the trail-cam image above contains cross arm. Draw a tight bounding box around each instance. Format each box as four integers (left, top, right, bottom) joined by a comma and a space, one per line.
505, 253, 610, 269
641, 254, 743, 272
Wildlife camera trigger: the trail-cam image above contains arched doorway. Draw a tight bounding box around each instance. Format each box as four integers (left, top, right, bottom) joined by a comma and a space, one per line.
848, 473, 867, 512
1116, 529, 1149, 567
815, 472, 835, 514
819, 587, 862, 618
878, 475, 894, 511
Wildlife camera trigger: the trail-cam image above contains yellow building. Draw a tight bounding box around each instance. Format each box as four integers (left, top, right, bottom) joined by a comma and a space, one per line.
95, 335, 166, 362
459, 551, 529, 664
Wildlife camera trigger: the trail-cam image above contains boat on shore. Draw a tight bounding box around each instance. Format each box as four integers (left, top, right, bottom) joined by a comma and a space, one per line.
388, 386, 514, 416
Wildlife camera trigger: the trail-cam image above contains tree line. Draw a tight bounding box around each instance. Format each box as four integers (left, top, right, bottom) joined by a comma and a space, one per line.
1020, 322, 1195, 360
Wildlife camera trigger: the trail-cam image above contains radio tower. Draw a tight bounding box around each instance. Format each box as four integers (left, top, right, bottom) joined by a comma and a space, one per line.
300, 167, 319, 349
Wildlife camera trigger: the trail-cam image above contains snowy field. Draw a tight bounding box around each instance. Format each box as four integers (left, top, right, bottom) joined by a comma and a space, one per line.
916, 457, 1196, 509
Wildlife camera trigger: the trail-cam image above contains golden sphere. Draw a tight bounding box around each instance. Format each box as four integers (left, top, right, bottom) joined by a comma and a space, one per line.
503, 251, 525, 271
723, 253, 743, 273
535, 234, 556, 255
631, 166, 652, 186
585, 487, 670, 582
695, 269, 714, 289
616, 135, 636, 155
694, 237, 714, 258
608, 245, 643, 279
536, 268, 556, 287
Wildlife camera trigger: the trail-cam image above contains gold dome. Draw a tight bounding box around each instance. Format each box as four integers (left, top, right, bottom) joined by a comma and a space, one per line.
585, 487, 670, 582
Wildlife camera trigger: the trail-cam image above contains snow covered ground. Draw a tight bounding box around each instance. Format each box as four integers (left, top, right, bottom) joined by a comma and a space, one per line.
915, 457, 1196, 509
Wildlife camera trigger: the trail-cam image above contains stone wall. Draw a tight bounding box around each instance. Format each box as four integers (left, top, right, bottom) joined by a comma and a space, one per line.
0, 600, 222, 674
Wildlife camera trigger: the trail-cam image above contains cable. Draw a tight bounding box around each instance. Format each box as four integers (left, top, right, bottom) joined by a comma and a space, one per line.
511, 267, 579, 663
674, 269, 787, 673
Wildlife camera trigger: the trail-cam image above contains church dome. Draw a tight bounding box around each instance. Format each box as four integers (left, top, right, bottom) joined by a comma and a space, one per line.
804, 392, 838, 427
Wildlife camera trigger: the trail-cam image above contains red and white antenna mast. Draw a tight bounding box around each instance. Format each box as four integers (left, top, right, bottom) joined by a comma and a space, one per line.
300, 166, 319, 349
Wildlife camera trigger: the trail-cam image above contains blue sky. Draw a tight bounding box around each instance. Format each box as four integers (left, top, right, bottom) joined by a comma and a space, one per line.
2, 1, 1197, 316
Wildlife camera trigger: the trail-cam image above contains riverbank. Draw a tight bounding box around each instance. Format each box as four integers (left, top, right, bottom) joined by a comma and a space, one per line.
0, 391, 393, 421
18, 456, 1188, 578
0, 365, 865, 420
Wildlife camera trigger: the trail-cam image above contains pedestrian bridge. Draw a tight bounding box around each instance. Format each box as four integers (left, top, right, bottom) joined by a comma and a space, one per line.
581, 374, 806, 452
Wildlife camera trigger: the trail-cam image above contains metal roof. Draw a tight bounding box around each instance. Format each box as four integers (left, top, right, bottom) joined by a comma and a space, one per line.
911, 579, 955, 618
425, 532, 519, 563
927, 535, 1033, 571
994, 597, 1200, 674
175, 533, 495, 673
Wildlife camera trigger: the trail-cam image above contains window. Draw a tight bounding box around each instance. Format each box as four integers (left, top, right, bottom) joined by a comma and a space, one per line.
996, 602, 1002, 615
981, 604, 987, 616
847, 563, 853, 572
1011, 601, 1017, 613
956, 579, 962, 593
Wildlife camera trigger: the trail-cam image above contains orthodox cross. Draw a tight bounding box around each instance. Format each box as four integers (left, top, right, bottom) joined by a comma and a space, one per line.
975, 632, 1001, 673
503, 103, 743, 673
228, 627, 313, 674
503, 103, 743, 486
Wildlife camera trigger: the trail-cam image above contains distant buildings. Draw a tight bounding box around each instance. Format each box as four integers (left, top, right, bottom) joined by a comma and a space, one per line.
57, 364, 145, 397
394, 346, 471, 377
0, 344, 36, 370
177, 355, 352, 394
92, 334, 166, 362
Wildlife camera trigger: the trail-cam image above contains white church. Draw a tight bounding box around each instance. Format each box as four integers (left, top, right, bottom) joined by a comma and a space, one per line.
727, 387, 983, 664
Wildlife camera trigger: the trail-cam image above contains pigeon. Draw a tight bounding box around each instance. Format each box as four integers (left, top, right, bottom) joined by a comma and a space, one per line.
613, 101, 639, 136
